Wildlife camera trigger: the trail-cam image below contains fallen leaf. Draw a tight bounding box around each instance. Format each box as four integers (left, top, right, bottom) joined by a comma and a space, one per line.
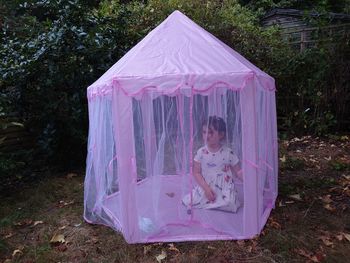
10, 122, 24, 127
50, 234, 65, 244
320, 195, 333, 204
0, 136, 6, 144
292, 137, 301, 142
278, 201, 285, 207
323, 204, 336, 212
247, 245, 253, 253
12, 249, 23, 257
319, 236, 334, 247
156, 250, 167, 263
268, 217, 282, 229
339, 179, 350, 188
14, 219, 33, 227
285, 200, 295, 204
295, 248, 320, 262
289, 194, 303, 201
66, 173, 78, 179
74, 222, 82, 227
166, 192, 175, 198
344, 233, 350, 242
168, 243, 180, 253
59, 225, 67, 230
143, 245, 152, 255
270, 221, 281, 229
340, 135, 349, 141
58, 200, 75, 208
335, 234, 344, 241
280, 155, 286, 163
4, 232, 14, 239
342, 174, 350, 181
33, 221, 44, 227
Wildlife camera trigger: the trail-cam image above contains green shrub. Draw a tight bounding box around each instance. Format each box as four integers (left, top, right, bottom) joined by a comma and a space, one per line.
0, 0, 348, 177
1, 0, 133, 168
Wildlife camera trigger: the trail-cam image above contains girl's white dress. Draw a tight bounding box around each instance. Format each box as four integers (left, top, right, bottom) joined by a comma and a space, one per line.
182, 145, 241, 212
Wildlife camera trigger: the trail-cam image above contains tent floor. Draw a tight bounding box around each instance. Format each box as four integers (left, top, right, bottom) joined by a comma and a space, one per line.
102, 175, 272, 242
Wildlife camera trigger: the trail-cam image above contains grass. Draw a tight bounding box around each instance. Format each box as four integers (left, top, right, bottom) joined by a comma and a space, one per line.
280, 156, 306, 171
0, 135, 350, 262
329, 160, 350, 171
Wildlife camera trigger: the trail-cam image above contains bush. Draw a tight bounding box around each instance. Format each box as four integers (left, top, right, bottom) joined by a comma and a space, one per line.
0, 0, 348, 178
278, 33, 350, 135
1, 0, 133, 168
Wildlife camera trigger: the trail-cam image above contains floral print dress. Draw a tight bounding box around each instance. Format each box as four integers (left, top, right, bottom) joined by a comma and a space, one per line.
182, 145, 241, 212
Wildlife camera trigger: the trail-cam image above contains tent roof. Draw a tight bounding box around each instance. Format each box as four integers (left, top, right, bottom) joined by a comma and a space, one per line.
88, 10, 275, 98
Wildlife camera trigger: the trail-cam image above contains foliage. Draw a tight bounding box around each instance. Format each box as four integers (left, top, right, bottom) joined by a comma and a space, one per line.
1, 0, 133, 168
278, 32, 350, 135
120, 0, 349, 136
0, 151, 30, 191
0, 0, 349, 178
0, 154, 25, 178
238, 0, 350, 17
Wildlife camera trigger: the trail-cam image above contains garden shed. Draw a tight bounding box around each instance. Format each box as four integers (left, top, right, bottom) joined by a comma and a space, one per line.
84, 10, 278, 243
261, 8, 350, 51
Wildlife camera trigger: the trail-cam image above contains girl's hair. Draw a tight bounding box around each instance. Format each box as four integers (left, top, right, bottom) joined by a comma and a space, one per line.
202, 116, 226, 135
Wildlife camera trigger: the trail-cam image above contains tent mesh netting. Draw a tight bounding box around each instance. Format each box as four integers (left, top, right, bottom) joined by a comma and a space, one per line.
84, 11, 278, 243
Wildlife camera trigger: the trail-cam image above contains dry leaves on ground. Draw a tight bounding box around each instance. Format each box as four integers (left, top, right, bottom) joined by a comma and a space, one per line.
295, 248, 325, 262
155, 250, 167, 262
267, 217, 281, 229
50, 233, 66, 244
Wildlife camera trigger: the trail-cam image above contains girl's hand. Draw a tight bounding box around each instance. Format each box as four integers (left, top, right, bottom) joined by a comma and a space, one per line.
231, 164, 243, 181
204, 187, 216, 202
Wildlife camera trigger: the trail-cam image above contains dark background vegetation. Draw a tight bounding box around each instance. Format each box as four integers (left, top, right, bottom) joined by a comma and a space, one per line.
0, 0, 349, 188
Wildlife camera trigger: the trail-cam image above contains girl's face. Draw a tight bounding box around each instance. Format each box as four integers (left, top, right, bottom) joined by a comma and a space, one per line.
202, 126, 224, 147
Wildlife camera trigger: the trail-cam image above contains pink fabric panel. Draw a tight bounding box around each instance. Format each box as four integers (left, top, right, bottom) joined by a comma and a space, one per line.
271, 92, 279, 199
112, 88, 139, 242
240, 79, 259, 237
87, 10, 274, 97
87, 73, 255, 100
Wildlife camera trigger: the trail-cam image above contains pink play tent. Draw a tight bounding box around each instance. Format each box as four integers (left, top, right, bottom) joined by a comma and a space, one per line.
84, 10, 278, 243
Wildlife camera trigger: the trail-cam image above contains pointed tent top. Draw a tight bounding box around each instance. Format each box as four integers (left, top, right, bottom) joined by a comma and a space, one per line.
88, 10, 275, 97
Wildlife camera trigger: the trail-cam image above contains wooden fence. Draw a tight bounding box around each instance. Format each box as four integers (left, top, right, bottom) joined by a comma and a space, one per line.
282, 23, 350, 51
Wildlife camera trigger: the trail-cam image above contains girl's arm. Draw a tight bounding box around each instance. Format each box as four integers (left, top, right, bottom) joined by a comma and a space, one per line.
193, 161, 215, 201
230, 163, 243, 181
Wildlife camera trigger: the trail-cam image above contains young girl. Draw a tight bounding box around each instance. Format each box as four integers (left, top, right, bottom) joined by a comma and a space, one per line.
182, 116, 242, 212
